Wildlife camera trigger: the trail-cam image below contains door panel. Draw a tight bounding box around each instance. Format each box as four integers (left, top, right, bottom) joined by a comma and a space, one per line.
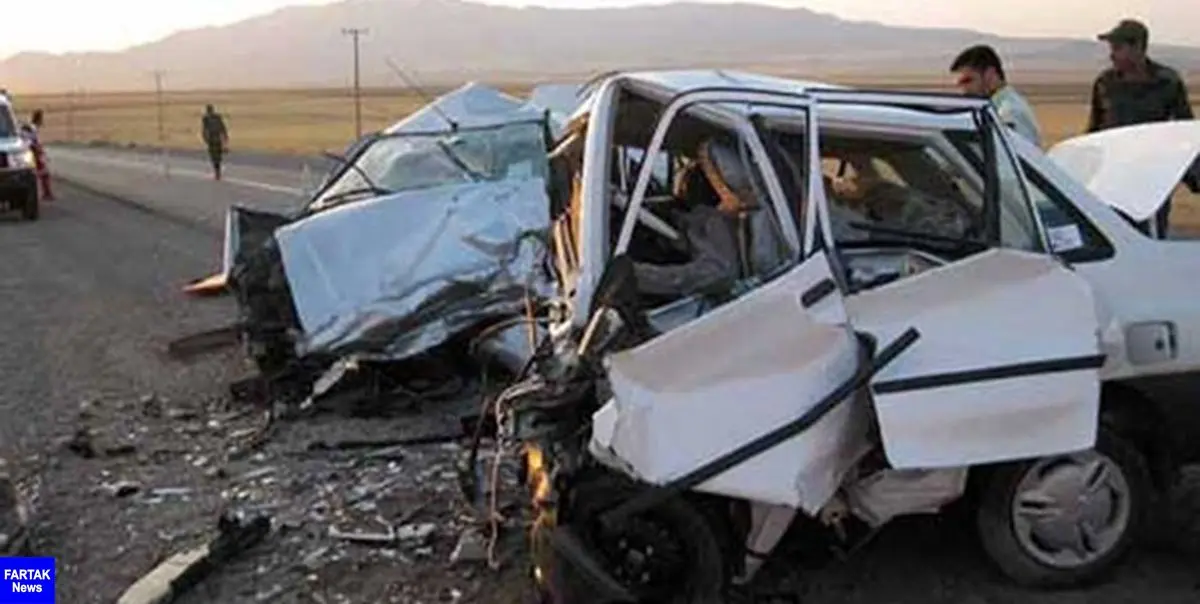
847, 248, 1104, 469
589, 251, 868, 513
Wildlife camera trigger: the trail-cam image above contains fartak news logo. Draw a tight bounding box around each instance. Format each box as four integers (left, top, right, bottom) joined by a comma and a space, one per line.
0, 557, 54, 602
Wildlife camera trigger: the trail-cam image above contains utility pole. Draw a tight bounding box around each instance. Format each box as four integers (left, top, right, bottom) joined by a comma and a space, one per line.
67, 58, 81, 143
152, 70, 169, 177
341, 27, 368, 139
66, 90, 75, 143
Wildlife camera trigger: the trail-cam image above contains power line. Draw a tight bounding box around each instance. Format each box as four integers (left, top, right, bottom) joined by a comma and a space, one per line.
341, 27, 369, 139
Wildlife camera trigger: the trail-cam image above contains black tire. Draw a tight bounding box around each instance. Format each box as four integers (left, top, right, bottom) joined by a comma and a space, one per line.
541, 473, 729, 604
20, 188, 38, 221
976, 428, 1151, 589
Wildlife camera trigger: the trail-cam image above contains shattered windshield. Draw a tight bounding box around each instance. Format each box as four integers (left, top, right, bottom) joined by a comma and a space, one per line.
314, 121, 549, 206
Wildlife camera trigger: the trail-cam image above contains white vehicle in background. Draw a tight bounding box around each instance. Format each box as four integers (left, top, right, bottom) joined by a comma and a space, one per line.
487, 70, 1200, 602
0, 92, 40, 221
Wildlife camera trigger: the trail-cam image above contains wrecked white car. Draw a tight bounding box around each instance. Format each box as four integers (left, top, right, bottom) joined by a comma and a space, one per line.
173, 82, 584, 408
484, 70, 1200, 602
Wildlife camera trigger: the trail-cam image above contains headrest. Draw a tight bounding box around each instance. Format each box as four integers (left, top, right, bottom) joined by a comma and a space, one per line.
697, 139, 762, 213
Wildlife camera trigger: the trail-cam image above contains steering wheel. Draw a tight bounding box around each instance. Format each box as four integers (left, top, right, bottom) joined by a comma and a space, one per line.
612, 190, 692, 256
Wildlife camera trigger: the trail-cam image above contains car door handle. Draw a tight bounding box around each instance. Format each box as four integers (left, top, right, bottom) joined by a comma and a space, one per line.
801, 278, 837, 309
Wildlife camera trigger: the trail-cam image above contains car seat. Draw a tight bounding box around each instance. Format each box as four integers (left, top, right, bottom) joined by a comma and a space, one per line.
694, 138, 789, 279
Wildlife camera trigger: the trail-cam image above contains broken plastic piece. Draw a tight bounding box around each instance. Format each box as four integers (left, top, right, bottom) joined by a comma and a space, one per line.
181, 272, 229, 297
116, 510, 270, 604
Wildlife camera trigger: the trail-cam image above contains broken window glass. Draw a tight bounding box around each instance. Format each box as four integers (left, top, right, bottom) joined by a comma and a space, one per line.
314, 121, 549, 206
819, 132, 983, 245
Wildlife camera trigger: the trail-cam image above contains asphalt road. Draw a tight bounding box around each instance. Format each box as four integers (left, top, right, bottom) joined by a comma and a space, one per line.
2, 181, 1199, 603
0, 184, 251, 601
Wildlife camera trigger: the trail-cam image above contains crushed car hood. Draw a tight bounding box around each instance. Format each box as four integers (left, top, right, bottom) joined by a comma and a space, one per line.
277, 177, 553, 361
1047, 120, 1200, 222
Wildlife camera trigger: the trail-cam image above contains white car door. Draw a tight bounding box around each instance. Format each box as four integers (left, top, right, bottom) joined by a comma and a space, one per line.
589, 92, 889, 514
591, 250, 871, 514
847, 249, 1105, 469
806, 92, 1107, 469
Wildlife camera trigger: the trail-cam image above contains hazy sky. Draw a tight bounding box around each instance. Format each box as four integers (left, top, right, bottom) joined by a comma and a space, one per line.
1, 0, 1194, 60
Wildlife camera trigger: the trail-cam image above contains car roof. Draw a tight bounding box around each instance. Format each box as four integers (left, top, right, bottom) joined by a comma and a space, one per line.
577, 69, 981, 134
619, 69, 844, 98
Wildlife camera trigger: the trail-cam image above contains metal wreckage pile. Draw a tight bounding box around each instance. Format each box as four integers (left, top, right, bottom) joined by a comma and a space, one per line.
155, 82, 587, 600
171, 82, 583, 420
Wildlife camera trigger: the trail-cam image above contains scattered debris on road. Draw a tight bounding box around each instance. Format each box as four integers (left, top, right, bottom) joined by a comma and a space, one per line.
116, 510, 271, 604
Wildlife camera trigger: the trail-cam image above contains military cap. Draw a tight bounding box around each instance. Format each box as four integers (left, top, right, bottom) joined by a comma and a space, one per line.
1098, 19, 1149, 48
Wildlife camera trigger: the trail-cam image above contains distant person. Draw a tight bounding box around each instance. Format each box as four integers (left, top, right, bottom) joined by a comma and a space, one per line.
201, 104, 229, 180
950, 44, 1043, 147
20, 109, 53, 201
1087, 18, 1196, 237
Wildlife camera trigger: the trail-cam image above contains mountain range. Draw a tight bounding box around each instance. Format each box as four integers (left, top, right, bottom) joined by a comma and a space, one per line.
4, 0, 1200, 93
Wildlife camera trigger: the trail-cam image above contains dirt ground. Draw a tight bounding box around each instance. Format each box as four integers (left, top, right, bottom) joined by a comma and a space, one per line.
15, 79, 1199, 229
1, 182, 1198, 604
13, 78, 1197, 154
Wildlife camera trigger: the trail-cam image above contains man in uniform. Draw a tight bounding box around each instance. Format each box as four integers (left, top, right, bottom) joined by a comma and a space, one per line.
201, 104, 229, 180
950, 44, 1044, 147
1087, 19, 1196, 236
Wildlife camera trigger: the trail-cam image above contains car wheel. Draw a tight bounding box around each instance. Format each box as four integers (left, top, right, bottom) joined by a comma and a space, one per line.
539, 473, 729, 604
976, 429, 1150, 588
20, 188, 38, 221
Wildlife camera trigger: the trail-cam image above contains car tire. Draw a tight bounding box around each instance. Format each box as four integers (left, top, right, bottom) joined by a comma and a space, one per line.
976, 428, 1151, 589
540, 472, 729, 604
20, 188, 38, 221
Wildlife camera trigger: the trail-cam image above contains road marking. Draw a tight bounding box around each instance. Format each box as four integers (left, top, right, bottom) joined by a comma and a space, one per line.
49, 149, 307, 196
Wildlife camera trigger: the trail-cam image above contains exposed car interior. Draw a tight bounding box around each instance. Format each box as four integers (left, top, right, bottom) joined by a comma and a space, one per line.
544, 87, 1047, 332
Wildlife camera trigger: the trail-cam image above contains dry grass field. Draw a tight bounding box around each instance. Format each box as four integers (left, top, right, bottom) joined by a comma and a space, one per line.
13, 78, 1199, 230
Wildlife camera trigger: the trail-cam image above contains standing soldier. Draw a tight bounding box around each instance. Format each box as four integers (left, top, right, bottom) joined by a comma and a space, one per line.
201, 104, 229, 181
1087, 19, 1196, 236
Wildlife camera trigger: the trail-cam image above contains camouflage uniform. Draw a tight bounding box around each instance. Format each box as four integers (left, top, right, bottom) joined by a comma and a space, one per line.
1088, 19, 1196, 236
1086, 62, 1194, 134
202, 106, 229, 179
